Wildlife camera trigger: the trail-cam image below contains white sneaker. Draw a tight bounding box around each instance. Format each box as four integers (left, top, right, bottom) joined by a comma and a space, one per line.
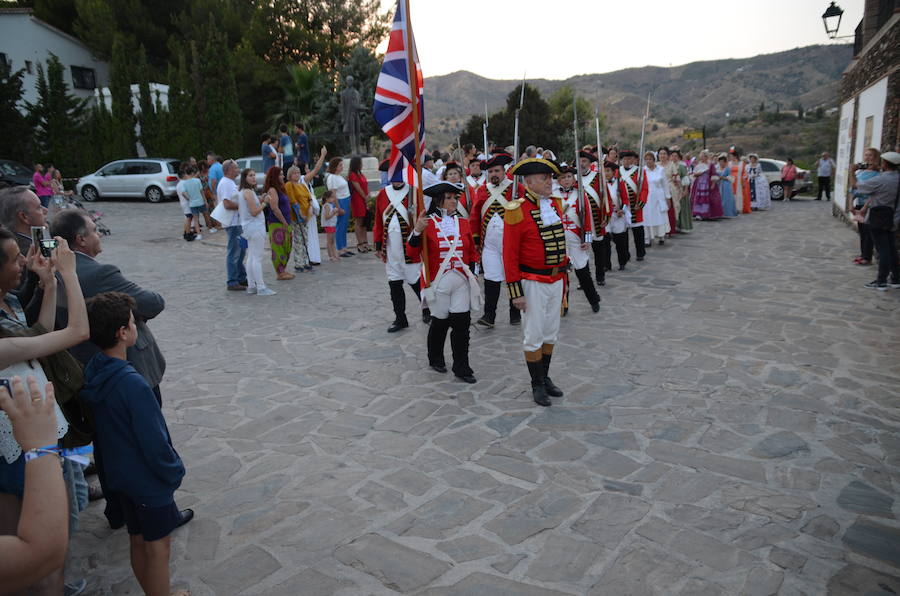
208, 228, 218, 234
257, 288, 277, 296
195, 234, 202, 241
245, 287, 257, 295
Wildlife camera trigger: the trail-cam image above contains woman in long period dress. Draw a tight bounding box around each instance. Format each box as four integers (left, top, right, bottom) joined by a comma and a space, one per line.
729, 152, 752, 214
641, 152, 671, 244
659, 148, 680, 236
672, 150, 693, 232
716, 155, 738, 218
747, 154, 771, 211
690, 150, 724, 220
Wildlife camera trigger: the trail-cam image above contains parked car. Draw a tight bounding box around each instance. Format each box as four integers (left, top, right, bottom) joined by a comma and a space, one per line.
757, 158, 812, 200
235, 156, 265, 192
0, 159, 34, 188
76, 158, 180, 203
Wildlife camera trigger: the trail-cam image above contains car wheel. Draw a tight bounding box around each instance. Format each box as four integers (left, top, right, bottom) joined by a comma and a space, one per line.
81, 185, 99, 202
145, 186, 163, 203
770, 182, 784, 201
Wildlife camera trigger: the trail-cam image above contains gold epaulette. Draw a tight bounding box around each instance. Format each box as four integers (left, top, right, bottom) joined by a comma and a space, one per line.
504, 198, 525, 225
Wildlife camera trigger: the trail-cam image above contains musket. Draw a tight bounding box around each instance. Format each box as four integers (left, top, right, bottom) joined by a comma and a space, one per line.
595, 109, 610, 228
637, 92, 651, 187
573, 95, 587, 243
512, 72, 525, 198
483, 102, 490, 157
457, 136, 473, 217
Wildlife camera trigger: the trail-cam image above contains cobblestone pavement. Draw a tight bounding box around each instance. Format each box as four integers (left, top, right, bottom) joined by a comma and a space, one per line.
67, 196, 899, 595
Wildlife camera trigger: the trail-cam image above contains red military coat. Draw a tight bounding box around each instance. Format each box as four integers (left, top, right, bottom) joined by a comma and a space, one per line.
406, 213, 478, 287
373, 185, 420, 263
502, 190, 569, 300
470, 177, 526, 248
618, 165, 648, 224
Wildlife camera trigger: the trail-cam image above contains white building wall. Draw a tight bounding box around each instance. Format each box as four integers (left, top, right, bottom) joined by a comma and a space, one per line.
833, 100, 854, 209
853, 77, 888, 163
0, 12, 109, 108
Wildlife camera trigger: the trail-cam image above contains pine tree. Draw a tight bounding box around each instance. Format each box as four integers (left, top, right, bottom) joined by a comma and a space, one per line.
25, 54, 87, 173
0, 58, 29, 161
109, 34, 137, 158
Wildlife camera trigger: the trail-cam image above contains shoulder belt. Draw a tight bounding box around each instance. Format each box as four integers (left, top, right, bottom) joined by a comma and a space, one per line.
384, 186, 410, 224
483, 178, 513, 219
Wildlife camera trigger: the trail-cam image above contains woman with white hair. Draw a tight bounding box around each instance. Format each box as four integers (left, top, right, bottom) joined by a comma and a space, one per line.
690, 151, 724, 220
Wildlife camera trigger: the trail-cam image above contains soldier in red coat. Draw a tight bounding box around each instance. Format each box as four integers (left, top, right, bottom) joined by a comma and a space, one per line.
503, 158, 568, 407
556, 164, 600, 311
407, 182, 479, 384
619, 150, 649, 261
466, 158, 485, 192
577, 150, 614, 286
441, 162, 472, 219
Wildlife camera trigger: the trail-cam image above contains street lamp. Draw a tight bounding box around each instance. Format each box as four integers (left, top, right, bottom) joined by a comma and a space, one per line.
822, 2, 844, 38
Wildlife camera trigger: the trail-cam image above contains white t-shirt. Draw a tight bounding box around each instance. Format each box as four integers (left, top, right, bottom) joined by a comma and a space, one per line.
321, 202, 339, 227
326, 173, 350, 199
237, 189, 266, 237
176, 180, 191, 215
216, 177, 241, 227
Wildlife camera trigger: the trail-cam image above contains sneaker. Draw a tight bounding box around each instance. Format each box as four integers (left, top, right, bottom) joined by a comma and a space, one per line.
864, 280, 888, 291
195, 234, 202, 241
64, 579, 87, 596
257, 288, 277, 296
475, 317, 494, 329
889, 280, 900, 289
246, 287, 257, 295
208, 227, 218, 234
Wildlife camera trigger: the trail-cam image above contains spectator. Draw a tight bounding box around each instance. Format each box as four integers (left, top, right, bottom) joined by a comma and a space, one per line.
780, 158, 797, 201
294, 123, 310, 170
261, 133, 278, 175
32, 164, 52, 208
206, 153, 224, 196
855, 151, 900, 290
278, 124, 294, 173
0, 186, 48, 259
175, 166, 196, 242
262, 167, 294, 280
198, 161, 220, 233
348, 156, 370, 253
49, 167, 72, 211
815, 152, 836, 201
212, 160, 247, 291
0, 376, 69, 593
183, 166, 207, 241
0, 233, 89, 595
850, 147, 881, 265
321, 190, 341, 261
49, 210, 170, 409
325, 158, 353, 257
81, 292, 189, 596
302, 163, 323, 266
285, 146, 327, 273
238, 169, 274, 295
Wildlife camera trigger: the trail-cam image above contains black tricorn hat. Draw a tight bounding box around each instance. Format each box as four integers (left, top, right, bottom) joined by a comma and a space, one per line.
423, 181, 465, 198
508, 158, 561, 177
578, 150, 598, 163
619, 150, 637, 158
557, 163, 577, 175
443, 161, 464, 174
483, 152, 513, 169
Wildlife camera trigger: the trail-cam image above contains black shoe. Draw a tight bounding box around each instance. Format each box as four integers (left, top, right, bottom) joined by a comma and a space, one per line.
532, 383, 552, 407
544, 377, 564, 398
456, 374, 477, 384
591, 302, 600, 313
659, 239, 664, 245
176, 508, 194, 528
636, 256, 644, 261
510, 317, 521, 326
562, 307, 568, 317
430, 364, 448, 373
311, 262, 321, 266
618, 265, 625, 271
475, 317, 494, 329
864, 280, 888, 291
422, 309, 432, 324
387, 319, 409, 333
597, 279, 606, 286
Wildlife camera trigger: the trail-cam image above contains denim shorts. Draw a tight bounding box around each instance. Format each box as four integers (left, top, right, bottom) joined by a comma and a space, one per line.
190, 205, 208, 214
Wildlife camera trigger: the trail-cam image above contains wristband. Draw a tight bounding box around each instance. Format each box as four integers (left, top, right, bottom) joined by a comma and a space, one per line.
23, 444, 92, 465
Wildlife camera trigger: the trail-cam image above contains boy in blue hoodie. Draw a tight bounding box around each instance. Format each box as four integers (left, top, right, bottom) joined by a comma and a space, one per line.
82, 292, 189, 596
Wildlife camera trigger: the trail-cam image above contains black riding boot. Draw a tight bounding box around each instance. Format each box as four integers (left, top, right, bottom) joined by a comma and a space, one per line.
509, 299, 521, 325
542, 353, 563, 397
479, 280, 501, 326
387, 280, 408, 332
427, 316, 450, 372
527, 359, 551, 406
574, 266, 601, 312
410, 280, 430, 323
449, 312, 475, 382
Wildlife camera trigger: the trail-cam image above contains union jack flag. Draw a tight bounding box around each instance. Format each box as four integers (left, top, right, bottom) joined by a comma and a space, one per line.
373, 0, 425, 187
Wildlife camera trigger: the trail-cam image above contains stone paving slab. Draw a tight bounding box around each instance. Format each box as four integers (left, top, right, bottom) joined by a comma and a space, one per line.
65, 198, 900, 594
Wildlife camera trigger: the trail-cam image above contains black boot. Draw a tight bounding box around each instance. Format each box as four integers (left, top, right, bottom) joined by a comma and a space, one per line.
509, 299, 521, 325
478, 280, 500, 327
427, 316, 450, 373
387, 280, 409, 332
527, 360, 551, 407
575, 266, 601, 313
449, 312, 475, 383
542, 353, 563, 397
422, 308, 431, 324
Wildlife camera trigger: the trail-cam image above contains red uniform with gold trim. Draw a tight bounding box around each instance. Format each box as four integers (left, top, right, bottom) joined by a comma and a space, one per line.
618, 165, 648, 225
502, 190, 569, 299
579, 170, 614, 237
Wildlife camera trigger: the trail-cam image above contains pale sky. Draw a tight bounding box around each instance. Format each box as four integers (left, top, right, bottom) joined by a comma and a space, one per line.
379, 0, 863, 80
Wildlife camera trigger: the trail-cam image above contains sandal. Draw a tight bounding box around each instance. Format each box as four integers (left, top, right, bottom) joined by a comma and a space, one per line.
357, 243, 369, 253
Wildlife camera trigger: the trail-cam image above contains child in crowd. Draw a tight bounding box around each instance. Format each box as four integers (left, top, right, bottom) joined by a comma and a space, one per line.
81, 292, 189, 596
321, 189, 342, 262
175, 168, 194, 241
183, 166, 206, 241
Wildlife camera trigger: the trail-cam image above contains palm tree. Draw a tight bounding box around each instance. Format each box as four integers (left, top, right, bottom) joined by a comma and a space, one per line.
269, 64, 322, 131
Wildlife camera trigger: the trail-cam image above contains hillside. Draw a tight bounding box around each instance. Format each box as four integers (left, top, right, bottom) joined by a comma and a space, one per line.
423, 44, 852, 155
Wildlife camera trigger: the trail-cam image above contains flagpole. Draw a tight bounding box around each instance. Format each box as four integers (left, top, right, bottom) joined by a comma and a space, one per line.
403, 0, 429, 286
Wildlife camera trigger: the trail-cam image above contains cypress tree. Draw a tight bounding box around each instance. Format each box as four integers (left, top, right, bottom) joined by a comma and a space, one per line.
0, 58, 29, 161
136, 44, 159, 156
165, 50, 199, 159
25, 54, 86, 174
193, 14, 242, 158
109, 34, 137, 158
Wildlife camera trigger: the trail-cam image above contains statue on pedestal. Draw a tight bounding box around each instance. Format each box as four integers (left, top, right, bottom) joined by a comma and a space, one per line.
340, 75, 366, 155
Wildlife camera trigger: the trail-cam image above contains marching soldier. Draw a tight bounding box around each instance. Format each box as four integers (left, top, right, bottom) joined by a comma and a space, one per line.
441, 162, 471, 218
618, 150, 648, 261
407, 182, 479, 384
605, 160, 632, 270
556, 164, 600, 312
471, 152, 525, 328
577, 150, 614, 285
373, 174, 428, 332
503, 158, 569, 407
466, 158, 486, 191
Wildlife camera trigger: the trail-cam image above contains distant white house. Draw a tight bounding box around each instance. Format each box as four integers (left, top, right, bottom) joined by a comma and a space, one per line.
0, 8, 110, 109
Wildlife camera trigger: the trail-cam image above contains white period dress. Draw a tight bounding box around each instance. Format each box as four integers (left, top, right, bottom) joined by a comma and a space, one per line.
642, 165, 671, 240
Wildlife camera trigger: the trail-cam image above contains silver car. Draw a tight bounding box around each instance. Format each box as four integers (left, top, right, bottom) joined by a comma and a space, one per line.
757, 158, 812, 200
76, 158, 180, 203
235, 156, 265, 192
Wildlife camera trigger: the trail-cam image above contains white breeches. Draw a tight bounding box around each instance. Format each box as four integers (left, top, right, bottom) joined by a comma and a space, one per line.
428, 270, 470, 319
565, 230, 589, 270
522, 279, 563, 352
481, 219, 505, 281
385, 229, 420, 283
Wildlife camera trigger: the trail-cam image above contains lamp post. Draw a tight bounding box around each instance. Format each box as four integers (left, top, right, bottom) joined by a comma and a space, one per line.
822, 2, 844, 38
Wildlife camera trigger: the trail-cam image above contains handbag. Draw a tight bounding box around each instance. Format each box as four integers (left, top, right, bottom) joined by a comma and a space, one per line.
868, 176, 899, 231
